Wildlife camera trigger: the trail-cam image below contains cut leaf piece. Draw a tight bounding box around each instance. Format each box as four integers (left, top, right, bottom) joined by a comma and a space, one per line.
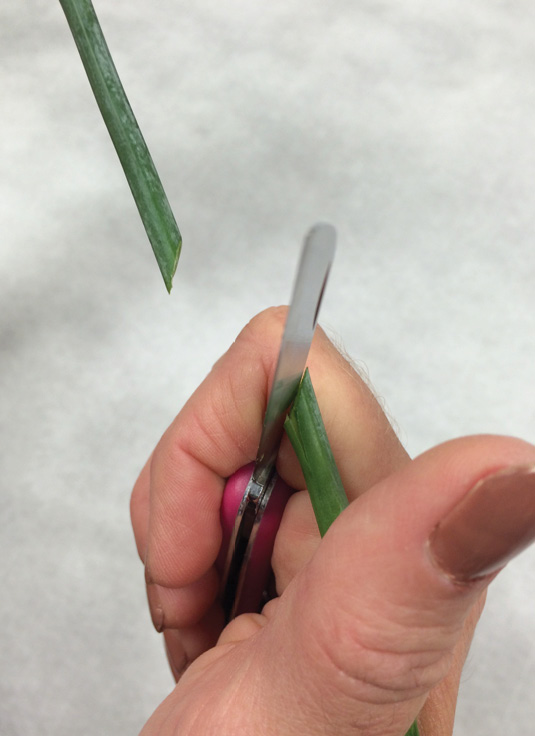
59, 0, 182, 292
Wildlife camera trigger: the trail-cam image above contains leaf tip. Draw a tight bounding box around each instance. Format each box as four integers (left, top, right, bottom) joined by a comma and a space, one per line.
162, 232, 182, 293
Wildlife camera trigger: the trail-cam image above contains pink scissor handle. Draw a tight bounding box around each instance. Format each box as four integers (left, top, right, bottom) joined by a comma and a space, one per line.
216, 463, 293, 618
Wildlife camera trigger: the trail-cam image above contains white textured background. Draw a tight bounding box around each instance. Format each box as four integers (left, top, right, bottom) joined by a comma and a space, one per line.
1, 1, 534, 733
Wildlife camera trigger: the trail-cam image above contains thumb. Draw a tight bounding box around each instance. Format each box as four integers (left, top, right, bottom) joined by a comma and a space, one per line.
259, 435, 535, 736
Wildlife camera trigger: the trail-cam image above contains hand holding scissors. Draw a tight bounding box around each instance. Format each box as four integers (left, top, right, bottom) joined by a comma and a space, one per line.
131, 230, 535, 735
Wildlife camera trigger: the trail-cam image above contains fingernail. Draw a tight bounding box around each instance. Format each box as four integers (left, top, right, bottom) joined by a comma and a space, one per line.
145, 565, 165, 632
429, 465, 535, 582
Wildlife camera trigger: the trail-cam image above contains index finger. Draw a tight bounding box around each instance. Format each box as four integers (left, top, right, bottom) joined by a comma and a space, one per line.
136, 307, 289, 590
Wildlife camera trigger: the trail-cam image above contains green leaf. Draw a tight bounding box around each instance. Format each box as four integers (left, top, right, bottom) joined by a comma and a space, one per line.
284, 368, 348, 536
405, 721, 420, 736
284, 368, 420, 736
59, 0, 182, 292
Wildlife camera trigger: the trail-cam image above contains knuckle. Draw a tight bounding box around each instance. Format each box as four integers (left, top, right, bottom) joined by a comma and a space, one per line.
247, 305, 289, 334
313, 618, 452, 704
300, 584, 454, 705
237, 306, 288, 358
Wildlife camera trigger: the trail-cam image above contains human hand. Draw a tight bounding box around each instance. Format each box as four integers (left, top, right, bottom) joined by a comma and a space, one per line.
131, 307, 535, 735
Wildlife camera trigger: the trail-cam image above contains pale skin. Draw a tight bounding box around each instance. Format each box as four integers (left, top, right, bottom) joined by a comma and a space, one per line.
130, 307, 535, 735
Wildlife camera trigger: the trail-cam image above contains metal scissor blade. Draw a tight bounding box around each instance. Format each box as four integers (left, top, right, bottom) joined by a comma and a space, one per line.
218, 222, 336, 621
252, 222, 336, 485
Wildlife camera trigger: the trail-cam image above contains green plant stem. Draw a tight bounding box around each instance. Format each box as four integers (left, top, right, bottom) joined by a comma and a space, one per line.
59, 0, 181, 292
284, 368, 420, 736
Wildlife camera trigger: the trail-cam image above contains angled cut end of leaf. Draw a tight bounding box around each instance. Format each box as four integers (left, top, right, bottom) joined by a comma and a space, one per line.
159, 231, 182, 293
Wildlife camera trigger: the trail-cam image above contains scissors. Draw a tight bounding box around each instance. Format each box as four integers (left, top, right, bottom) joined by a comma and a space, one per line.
216, 223, 336, 621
